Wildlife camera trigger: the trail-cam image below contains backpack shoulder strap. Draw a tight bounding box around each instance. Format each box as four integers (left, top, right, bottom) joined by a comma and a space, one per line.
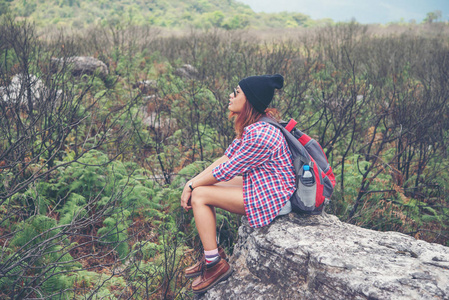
259, 116, 310, 165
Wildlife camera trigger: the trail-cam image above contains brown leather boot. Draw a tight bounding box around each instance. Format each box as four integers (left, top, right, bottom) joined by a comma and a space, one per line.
185, 247, 227, 278
191, 257, 232, 294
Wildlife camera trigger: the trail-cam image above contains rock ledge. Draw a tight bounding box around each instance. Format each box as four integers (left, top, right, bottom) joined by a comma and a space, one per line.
203, 213, 449, 300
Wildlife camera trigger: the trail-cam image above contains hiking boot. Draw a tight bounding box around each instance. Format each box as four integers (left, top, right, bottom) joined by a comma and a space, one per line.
185, 247, 227, 278
191, 257, 233, 294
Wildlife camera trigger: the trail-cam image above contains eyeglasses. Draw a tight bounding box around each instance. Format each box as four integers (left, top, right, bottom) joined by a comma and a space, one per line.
233, 88, 238, 98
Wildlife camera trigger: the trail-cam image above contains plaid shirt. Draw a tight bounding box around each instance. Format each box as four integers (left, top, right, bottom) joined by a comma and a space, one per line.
213, 121, 296, 228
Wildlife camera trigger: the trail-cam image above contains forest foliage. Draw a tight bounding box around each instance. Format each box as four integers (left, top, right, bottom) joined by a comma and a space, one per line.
1, 0, 322, 30
0, 10, 448, 299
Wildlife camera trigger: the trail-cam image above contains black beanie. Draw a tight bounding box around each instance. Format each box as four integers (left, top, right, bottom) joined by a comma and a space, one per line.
239, 74, 284, 113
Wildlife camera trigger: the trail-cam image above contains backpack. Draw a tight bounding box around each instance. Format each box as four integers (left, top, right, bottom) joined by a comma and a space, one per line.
260, 116, 336, 215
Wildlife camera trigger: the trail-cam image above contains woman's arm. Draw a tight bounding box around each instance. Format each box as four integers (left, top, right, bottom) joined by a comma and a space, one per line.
180, 155, 228, 211
191, 155, 229, 182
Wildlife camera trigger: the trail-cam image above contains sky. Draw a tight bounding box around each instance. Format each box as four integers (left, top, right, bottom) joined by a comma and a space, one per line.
238, 0, 449, 24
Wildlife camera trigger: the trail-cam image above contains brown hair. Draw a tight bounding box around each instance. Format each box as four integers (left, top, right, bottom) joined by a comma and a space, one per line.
229, 101, 280, 139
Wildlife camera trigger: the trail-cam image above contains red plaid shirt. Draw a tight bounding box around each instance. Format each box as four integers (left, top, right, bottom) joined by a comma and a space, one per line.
213, 121, 296, 228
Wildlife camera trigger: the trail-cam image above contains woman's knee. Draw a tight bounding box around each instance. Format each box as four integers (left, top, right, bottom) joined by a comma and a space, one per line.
191, 186, 209, 207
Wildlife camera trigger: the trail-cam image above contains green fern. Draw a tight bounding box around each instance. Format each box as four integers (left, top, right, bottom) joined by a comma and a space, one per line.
97, 210, 131, 259
0, 257, 26, 295
58, 193, 87, 225
11, 215, 58, 248
41, 268, 71, 297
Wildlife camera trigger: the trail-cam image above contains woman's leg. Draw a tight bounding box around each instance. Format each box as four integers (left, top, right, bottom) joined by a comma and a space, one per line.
210, 176, 242, 227
191, 184, 245, 251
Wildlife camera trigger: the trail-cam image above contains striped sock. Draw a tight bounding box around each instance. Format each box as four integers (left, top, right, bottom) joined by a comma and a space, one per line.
204, 248, 220, 265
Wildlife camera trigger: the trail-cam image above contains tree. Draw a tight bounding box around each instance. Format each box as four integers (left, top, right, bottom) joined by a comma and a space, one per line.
423, 10, 442, 24
0, 16, 139, 298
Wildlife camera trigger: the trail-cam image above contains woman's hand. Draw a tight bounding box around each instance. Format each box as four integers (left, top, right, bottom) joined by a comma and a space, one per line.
180, 183, 193, 211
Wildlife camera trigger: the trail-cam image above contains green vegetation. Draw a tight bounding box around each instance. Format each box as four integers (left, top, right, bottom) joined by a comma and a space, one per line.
1, 9, 448, 299
3, 0, 319, 29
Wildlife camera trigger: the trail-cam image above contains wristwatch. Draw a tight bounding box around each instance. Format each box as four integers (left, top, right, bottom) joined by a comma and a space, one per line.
188, 181, 194, 191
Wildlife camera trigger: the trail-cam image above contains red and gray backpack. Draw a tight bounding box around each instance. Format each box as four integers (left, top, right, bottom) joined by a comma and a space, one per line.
260, 116, 336, 215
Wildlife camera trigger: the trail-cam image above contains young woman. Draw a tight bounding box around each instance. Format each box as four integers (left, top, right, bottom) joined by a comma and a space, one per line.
180, 74, 296, 294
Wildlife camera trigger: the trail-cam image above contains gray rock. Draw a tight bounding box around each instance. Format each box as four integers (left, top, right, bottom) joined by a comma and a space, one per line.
140, 96, 177, 134
134, 80, 157, 93
174, 64, 199, 79
51, 56, 108, 77
0, 74, 62, 105
203, 213, 449, 300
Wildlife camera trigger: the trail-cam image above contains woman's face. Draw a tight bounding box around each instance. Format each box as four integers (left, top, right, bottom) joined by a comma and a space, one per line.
228, 86, 246, 113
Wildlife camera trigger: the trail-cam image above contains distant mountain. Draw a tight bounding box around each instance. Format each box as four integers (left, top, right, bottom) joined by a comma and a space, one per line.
1, 0, 323, 29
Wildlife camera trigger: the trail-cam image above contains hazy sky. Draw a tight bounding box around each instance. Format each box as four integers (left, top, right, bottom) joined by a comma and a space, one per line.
238, 0, 448, 24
